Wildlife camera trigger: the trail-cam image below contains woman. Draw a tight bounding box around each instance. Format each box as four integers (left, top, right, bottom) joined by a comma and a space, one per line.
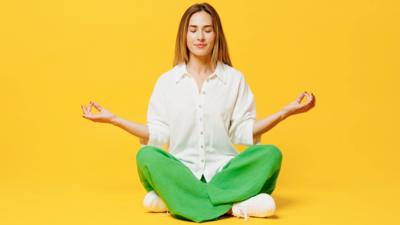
81, 2, 315, 223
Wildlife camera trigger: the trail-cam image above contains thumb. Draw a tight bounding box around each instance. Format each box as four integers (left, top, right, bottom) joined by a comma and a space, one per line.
82, 113, 93, 119
296, 92, 306, 103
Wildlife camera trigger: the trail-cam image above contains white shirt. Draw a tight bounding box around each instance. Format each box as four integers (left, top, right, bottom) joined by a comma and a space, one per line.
143, 61, 260, 182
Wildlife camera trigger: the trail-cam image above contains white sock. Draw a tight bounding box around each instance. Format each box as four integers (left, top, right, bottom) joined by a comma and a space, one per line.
143, 190, 168, 212
232, 193, 276, 220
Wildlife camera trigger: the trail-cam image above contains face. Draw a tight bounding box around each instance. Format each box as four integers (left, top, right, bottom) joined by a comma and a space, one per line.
186, 11, 216, 59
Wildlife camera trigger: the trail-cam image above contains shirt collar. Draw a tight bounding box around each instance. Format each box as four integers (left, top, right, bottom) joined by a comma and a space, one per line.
173, 61, 226, 84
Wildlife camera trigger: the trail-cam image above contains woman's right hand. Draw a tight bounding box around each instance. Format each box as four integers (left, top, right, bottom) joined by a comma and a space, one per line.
81, 101, 117, 124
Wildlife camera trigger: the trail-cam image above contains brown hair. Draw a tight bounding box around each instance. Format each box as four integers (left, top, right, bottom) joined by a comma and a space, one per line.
173, 2, 232, 69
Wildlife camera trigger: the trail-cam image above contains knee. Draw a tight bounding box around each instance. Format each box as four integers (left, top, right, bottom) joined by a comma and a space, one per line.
136, 146, 162, 166
260, 144, 283, 162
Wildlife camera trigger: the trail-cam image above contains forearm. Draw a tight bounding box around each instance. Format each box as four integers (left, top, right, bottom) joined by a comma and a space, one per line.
253, 109, 290, 137
110, 116, 149, 139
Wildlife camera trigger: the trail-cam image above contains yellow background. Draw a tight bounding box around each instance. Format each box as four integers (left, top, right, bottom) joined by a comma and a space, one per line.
1, 0, 399, 224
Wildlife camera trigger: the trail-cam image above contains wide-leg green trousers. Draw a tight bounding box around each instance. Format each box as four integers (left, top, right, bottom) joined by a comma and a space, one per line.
136, 144, 283, 223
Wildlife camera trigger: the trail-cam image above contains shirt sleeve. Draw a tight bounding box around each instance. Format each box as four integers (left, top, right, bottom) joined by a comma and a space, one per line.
144, 78, 170, 149
228, 74, 260, 146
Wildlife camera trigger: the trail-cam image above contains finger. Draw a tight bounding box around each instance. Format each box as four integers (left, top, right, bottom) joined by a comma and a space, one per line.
305, 92, 313, 104
82, 105, 89, 115
311, 93, 316, 107
307, 92, 314, 105
91, 101, 103, 111
300, 93, 312, 108
305, 93, 315, 109
298, 92, 308, 104
81, 105, 86, 114
87, 102, 93, 113
296, 92, 306, 103
85, 105, 91, 114
82, 113, 92, 120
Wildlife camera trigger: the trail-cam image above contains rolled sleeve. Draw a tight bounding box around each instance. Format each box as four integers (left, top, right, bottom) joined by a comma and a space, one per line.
230, 118, 256, 145
228, 75, 258, 146
145, 78, 170, 149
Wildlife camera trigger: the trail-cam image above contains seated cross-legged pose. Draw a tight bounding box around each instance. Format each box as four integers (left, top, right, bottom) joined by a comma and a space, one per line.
81, 2, 316, 223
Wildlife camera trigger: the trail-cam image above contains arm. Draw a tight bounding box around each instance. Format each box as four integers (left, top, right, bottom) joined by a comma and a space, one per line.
253, 109, 289, 138
82, 77, 170, 147
81, 101, 149, 143
110, 116, 149, 141
253, 91, 316, 138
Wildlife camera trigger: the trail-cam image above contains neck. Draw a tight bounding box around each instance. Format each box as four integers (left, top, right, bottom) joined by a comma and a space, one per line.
187, 54, 215, 77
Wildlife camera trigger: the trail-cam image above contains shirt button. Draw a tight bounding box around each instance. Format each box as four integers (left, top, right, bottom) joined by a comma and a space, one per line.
200, 145, 204, 149
202, 91, 206, 95
199, 117, 202, 121
201, 159, 205, 163
200, 131, 203, 135
198, 105, 202, 109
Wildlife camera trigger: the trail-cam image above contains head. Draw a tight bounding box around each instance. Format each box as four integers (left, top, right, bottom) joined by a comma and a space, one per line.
173, 2, 232, 68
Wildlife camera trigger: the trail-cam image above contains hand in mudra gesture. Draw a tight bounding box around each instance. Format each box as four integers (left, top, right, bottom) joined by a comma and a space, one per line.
81, 101, 116, 123
282, 91, 316, 116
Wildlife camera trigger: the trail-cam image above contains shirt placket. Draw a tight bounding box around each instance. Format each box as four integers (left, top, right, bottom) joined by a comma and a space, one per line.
197, 80, 209, 170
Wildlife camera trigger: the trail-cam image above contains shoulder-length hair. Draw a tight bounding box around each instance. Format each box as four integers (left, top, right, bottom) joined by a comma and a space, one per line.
173, 2, 232, 69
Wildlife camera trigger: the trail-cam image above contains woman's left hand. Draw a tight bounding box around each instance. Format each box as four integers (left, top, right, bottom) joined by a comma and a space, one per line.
281, 91, 316, 117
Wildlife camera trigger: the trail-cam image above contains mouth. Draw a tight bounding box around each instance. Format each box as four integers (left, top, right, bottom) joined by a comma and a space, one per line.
195, 44, 207, 48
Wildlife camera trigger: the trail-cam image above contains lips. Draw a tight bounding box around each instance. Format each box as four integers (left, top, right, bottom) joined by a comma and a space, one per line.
195, 44, 207, 48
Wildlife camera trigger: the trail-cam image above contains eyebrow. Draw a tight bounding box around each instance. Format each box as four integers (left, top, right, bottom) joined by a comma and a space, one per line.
188, 25, 213, 28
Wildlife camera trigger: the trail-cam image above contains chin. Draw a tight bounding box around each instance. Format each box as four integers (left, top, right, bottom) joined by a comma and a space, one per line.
191, 50, 212, 58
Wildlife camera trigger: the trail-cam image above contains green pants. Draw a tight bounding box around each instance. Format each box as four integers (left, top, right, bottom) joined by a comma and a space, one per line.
136, 144, 282, 223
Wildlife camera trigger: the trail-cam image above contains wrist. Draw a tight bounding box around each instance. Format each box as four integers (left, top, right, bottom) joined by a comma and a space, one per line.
110, 115, 120, 126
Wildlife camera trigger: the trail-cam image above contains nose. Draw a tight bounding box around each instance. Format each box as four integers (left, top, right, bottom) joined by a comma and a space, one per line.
197, 31, 205, 41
